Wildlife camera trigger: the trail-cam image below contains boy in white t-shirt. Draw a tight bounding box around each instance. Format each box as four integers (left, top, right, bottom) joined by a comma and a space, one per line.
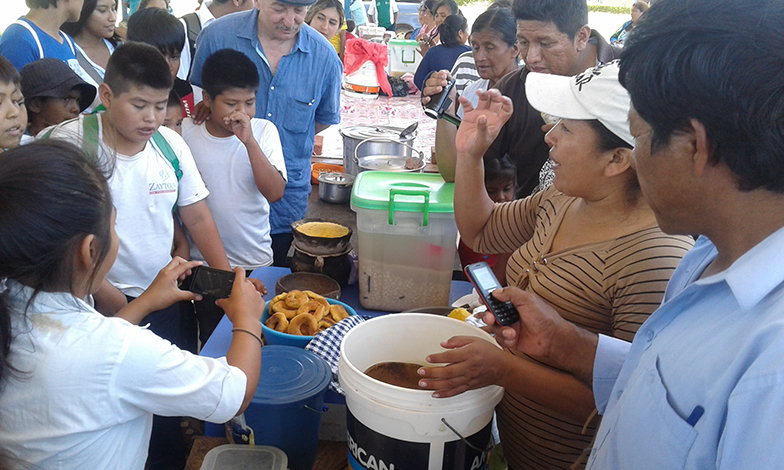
182, 48, 286, 342
40, 41, 231, 470
40, 42, 231, 322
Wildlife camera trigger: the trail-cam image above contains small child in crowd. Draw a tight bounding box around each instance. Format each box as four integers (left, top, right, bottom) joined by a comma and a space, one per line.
39, 42, 231, 469
458, 155, 515, 283
182, 48, 286, 342
0, 56, 27, 152
20, 58, 97, 137
163, 88, 184, 135
0, 140, 263, 470
126, 7, 195, 117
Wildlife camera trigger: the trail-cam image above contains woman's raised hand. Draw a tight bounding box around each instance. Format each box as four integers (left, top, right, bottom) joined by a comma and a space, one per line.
455, 88, 513, 160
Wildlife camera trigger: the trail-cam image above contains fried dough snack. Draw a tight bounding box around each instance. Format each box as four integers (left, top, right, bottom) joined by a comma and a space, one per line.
267, 312, 289, 332
289, 313, 319, 335
265, 290, 348, 336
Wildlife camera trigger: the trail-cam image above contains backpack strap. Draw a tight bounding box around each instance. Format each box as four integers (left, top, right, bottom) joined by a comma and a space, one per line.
182, 13, 202, 46
181, 13, 201, 77
151, 132, 182, 181
75, 46, 104, 86
150, 131, 182, 213
82, 114, 101, 157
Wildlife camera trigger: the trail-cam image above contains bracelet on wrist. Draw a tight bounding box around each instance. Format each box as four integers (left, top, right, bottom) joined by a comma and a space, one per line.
231, 327, 264, 348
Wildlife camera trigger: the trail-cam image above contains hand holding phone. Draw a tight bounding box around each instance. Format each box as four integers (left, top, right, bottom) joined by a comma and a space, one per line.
424, 76, 456, 120
180, 266, 235, 299
464, 261, 520, 326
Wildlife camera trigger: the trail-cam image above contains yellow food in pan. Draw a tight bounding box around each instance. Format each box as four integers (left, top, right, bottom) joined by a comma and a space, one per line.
296, 222, 349, 238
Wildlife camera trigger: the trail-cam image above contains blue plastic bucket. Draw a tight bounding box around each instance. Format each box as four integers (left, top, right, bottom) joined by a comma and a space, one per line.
244, 345, 331, 470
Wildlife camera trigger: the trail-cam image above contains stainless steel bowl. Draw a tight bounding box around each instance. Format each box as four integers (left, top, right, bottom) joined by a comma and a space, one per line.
317, 172, 355, 204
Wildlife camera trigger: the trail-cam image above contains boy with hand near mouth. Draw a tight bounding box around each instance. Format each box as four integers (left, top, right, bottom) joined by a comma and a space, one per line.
21, 57, 96, 136
0, 56, 27, 152
182, 48, 286, 342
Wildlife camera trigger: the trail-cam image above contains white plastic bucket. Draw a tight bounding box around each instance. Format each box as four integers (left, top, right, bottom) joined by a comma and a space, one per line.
345, 60, 380, 99
339, 314, 504, 470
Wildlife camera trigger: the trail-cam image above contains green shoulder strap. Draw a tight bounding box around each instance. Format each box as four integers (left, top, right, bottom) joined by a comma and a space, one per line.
151, 131, 182, 181
82, 113, 101, 157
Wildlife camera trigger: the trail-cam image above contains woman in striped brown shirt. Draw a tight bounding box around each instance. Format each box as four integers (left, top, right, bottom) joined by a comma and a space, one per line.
419, 61, 694, 470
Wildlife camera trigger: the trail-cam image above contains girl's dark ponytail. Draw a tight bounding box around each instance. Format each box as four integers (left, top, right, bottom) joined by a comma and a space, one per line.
0, 140, 113, 384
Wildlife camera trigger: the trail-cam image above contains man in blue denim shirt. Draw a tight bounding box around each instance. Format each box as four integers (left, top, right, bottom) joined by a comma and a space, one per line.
419, 0, 784, 468
190, 0, 342, 265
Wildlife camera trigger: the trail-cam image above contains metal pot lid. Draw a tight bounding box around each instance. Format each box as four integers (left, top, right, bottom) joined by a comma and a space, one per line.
339, 125, 416, 141
358, 155, 425, 172
318, 171, 355, 185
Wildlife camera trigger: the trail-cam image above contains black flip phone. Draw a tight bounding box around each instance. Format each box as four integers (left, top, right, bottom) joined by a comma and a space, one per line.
180, 266, 235, 299
424, 76, 456, 120
463, 261, 520, 326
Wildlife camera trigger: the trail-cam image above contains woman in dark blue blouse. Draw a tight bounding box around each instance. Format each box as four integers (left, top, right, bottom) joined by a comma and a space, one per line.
413, 13, 469, 91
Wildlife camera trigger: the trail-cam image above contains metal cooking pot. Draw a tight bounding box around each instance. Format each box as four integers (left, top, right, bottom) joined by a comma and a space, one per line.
340, 125, 416, 175
318, 172, 354, 204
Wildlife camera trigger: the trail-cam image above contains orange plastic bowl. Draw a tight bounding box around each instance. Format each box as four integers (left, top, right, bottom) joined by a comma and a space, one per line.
311, 163, 344, 185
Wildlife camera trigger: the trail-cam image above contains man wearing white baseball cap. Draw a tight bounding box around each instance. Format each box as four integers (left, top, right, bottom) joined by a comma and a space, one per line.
429, 0, 784, 468
189, 0, 342, 266
418, 59, 694, 469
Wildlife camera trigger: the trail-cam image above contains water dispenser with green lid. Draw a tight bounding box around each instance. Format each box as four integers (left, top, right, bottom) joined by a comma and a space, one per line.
350, 172, 457, 311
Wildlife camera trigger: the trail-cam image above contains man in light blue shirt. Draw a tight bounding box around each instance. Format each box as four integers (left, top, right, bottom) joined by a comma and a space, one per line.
435, 0, 784, 467
190, 0, 342, 265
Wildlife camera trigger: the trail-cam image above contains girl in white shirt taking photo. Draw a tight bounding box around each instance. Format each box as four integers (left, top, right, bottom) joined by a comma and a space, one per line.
0, 140, 265, 470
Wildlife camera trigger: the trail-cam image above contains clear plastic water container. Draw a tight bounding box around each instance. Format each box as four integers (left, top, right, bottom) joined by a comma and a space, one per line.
200, 445, 287, 470
350, 172, 457, 311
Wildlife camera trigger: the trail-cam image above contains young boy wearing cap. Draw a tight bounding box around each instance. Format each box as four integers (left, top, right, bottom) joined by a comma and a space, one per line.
21, 58, 97, 136
0, 56, 28, 153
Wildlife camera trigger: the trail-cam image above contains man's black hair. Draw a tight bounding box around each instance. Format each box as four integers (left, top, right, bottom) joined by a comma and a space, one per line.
126, 7, 185, 57
201, 49, 260, 99
104, 42, 174, 95
620, 0, 784, 192
512, 0, 588, 40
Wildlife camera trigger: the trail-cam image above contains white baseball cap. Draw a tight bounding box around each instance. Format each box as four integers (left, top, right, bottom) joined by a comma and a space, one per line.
526, 60, 634, 147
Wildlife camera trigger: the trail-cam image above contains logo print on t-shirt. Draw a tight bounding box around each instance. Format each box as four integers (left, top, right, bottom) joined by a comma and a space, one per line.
150, 170, 177, 195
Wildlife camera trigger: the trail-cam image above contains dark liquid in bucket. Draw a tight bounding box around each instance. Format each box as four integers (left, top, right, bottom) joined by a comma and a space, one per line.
364, 362, 425, 390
